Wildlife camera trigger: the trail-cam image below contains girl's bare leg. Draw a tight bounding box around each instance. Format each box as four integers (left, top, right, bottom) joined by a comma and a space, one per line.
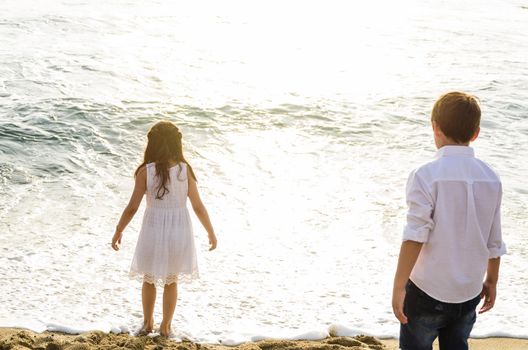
160, 283, 177, 336
142, 282, 156, 331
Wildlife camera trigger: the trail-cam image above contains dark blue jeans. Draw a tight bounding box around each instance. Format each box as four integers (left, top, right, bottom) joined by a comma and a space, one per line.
400, 280, 481, 350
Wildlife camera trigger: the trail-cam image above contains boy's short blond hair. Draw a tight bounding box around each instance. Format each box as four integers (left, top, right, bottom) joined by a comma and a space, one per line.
431, 92, 481, 144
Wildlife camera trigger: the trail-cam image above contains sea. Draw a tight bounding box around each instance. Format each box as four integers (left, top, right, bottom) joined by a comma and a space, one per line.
1, 0, 527, 343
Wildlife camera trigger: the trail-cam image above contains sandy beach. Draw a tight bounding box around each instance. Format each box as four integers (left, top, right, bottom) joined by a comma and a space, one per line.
1, 329, 527, 350
381, 337, 528, 350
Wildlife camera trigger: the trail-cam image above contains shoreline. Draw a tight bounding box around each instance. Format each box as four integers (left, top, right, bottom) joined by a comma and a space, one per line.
381, 337, 528, 350
1, 328, 528, 350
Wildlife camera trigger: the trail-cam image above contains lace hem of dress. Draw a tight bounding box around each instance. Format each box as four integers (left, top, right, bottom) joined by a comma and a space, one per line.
129, 270, 199, 287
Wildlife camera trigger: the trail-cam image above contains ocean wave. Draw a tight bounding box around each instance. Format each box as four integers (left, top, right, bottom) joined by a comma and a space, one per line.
1, 0, 528, 340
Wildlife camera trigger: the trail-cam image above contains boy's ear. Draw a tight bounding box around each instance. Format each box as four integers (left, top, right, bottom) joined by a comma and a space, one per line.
470, 127, 480, 142
432, 121, 441, 137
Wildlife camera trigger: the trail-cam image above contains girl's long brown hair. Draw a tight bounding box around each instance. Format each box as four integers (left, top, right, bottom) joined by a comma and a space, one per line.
135, 121, 197, 199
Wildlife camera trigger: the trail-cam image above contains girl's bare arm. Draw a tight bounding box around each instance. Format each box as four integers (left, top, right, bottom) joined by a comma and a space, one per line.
188, 176, 217, 251
112, 166, 147, 250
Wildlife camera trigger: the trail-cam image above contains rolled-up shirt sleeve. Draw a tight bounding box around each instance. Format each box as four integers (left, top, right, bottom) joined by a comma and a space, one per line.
488, 183, 507, 258
403, 170, 434, 243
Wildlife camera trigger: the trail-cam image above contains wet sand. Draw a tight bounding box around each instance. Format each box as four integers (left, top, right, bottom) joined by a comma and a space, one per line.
380, 337, 528, 350
1, 328, 526, 350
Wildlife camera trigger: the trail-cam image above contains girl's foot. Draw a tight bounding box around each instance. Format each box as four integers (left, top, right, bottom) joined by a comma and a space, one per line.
159, 322, 171, 337
136, 328, 150, 336
159, 329, 171, 337
136, 322, 154, 336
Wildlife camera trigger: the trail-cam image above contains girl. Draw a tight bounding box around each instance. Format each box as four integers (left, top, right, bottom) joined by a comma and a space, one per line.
111, 120, 217, 337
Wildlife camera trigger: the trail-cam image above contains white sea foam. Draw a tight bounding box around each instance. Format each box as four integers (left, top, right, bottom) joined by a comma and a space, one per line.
5, 319, 528, 344
46, 324, 95, 335
328, 324, 363, 338
12, 321, 528, 344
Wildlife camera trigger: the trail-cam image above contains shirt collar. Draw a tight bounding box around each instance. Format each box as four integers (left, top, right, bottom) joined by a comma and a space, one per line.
435, 145, 475, 158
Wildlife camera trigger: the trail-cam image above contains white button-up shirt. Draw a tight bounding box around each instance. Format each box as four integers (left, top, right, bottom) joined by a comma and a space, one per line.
404, 145, 506, 303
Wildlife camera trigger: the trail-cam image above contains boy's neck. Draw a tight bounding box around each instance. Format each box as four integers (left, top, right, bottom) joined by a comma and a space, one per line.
436, 137, 470, 149
437, 142, 470, 149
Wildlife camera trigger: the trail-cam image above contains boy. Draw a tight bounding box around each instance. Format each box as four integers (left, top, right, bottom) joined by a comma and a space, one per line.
392, 92, 506, 350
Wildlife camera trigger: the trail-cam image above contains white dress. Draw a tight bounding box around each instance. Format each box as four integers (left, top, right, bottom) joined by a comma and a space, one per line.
129, 162, 199, 285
